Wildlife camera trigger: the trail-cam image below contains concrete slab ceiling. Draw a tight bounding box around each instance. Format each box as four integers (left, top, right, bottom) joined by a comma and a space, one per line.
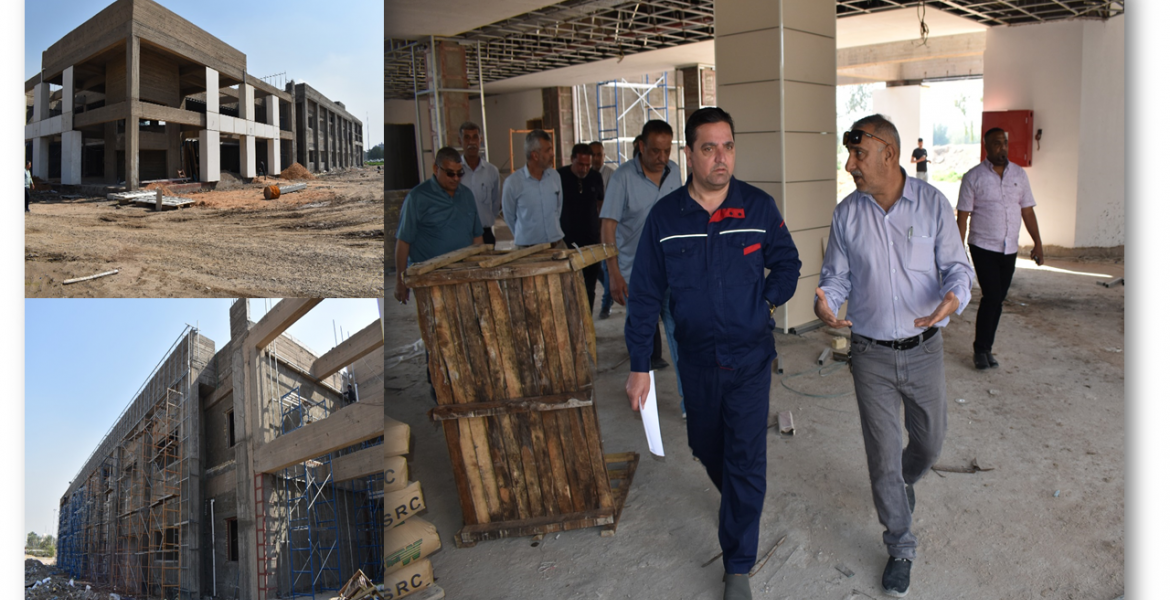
386, 0, 558, 40
836, 6, 987, 49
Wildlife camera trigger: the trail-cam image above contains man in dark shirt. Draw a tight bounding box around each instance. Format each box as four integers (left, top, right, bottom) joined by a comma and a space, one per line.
910, 138, 930, 181
558, 143, 606, 311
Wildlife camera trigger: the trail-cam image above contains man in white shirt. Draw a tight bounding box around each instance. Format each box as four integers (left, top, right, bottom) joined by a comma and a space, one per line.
459, 122, 501, 247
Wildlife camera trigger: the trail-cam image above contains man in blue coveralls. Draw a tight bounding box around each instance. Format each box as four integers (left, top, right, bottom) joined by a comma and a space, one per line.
624, 107, 801, 600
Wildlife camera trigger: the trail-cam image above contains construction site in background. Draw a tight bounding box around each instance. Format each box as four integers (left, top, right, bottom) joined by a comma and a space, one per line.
48, 299, 386, 599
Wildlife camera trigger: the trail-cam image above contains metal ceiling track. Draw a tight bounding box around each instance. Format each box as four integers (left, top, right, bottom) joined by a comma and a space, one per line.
386, 0, 1123, 100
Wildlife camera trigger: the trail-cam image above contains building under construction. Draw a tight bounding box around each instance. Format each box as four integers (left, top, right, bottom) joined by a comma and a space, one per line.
25, 0, 364, 190
55, 299, 386, 599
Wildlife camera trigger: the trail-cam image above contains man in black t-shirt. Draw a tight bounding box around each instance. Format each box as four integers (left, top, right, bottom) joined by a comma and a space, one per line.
911, 138, 931, 181
558, 143, 606, 311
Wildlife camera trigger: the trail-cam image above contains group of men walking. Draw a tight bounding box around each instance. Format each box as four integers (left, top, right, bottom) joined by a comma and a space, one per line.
394, 108, 1042, 598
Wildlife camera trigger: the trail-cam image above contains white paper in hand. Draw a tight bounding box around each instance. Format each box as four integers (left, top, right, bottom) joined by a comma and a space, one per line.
641, 371, 665, 457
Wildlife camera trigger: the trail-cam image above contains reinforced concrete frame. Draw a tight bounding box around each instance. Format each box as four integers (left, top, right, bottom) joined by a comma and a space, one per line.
56, 300, 385, 600
291, 82, 366, 174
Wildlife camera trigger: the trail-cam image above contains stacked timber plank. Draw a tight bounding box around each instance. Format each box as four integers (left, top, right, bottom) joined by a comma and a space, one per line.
106, 190, 194, 209
385, 416, 443, 599
402, 243, 639, 548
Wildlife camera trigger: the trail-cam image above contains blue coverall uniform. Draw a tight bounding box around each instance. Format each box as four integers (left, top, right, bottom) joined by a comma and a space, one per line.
626, 176, 801, 574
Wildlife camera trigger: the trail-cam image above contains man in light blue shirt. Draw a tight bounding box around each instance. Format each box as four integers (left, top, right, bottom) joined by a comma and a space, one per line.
502, 130, 564, 247
814, 115, 973, 598
599, 119, 685, 414
459, 122, 501, 247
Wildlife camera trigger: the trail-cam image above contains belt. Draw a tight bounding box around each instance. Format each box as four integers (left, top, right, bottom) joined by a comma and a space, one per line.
870, 327, 938, 351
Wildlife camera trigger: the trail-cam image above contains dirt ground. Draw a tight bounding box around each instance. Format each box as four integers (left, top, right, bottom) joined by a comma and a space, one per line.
386, 256, 1124, 599
25, 168, 384, 297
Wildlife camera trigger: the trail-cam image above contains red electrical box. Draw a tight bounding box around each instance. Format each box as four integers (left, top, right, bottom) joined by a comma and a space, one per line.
980, 110, 1034, 167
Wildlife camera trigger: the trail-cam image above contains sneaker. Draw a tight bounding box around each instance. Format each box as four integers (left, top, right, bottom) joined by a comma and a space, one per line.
882, 557, 911, 597
650, 357, 670, 371
974, 352, 990, 370
599, 307, 611, 320
723, 573, 751, 600
680, 399, 687, 421
906, 484, 915, 514
987, 353, 999, 368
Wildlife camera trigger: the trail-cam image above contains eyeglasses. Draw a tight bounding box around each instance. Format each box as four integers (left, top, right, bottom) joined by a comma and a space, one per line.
843, 129, 891, 148
441, 168, 465, 178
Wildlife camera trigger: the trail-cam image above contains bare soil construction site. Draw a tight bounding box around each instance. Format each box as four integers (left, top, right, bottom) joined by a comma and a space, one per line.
24, 167, 384, 297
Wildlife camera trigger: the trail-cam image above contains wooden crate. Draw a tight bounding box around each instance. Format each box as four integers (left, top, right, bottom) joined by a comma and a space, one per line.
402, 243, 637, 547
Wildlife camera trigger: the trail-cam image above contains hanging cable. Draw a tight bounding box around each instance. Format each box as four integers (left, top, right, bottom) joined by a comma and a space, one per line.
916, 0, 930, 47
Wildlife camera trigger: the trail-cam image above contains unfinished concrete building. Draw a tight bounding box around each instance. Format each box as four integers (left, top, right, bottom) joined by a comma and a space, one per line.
292, 82, 365, 173
25, 0, 363, 190
56, 299, 386, 599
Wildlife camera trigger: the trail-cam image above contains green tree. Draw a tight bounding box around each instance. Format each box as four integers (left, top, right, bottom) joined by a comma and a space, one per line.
367, 143, 385, 161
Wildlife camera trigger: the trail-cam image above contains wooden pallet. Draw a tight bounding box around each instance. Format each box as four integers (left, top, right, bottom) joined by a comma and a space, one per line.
454, 451, 639, 547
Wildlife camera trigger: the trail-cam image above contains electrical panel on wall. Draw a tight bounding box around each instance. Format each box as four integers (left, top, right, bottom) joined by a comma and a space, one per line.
980, 110, 1034, 167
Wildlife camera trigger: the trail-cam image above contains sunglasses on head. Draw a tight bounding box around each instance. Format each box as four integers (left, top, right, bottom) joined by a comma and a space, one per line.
441, 168, 465, 178
843, 129, 891, 148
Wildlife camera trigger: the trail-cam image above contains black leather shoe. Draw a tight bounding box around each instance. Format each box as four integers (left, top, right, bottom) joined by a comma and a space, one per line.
906, 484, 915, 514
882, 557, 911, 597
650, 357, 670, 370
974, 352, 990, 370
599, 308, 611, 320
987, 353, 999, 368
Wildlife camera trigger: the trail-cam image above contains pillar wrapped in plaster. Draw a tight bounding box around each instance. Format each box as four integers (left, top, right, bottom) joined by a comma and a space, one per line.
200, 130, 220, 182
61, 131, 82, 185
206, 68, 219, 114
240, 134, 256, 178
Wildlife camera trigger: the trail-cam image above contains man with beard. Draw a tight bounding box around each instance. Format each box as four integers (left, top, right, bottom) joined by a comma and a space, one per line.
815, 114, 973, 597
458, 122, 501, 247
558, 143, 606, 311
625, 107, 801, 600
957, 127, 1045, 370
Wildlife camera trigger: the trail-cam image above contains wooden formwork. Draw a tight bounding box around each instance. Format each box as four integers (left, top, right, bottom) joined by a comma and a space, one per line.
402, 243, 638, 547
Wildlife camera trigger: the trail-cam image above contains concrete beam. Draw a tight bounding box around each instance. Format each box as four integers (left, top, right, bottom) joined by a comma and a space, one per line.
837, 32, 986, 70
330, 444, 384, 482
308, 320, 384, 382
245, 298, 322, 350
252, 400, 383, 474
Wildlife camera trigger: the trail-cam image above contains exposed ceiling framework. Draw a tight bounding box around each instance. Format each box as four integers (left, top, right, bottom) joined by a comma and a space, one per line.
386, 0, 1124, 100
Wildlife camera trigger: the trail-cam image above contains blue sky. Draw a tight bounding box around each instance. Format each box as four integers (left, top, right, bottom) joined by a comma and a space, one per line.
23, 298, 382, 538
25, 0, 384, 148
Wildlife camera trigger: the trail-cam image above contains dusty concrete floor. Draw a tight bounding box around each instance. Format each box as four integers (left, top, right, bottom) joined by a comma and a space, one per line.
24, 168, 384, 297
387, 257, 1124, 600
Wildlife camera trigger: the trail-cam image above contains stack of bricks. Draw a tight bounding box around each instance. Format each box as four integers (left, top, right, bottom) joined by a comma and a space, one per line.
385, 417, 443, 599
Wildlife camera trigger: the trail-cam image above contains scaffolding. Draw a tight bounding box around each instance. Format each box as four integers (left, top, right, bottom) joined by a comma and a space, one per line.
356, 440, 384, 583
279, 386, 342, 598
595, 72, 671, 167
56, 327, 195, 600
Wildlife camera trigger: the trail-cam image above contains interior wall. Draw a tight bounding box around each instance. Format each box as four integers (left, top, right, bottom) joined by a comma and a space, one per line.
983, 20, 1085, 249
1075, 15, 1125, 247
475, 89, 543, 176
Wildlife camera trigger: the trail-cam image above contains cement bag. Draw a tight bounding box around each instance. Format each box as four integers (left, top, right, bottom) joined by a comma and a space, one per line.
386, 516, 440, 574
386, 455, 408, 493
385, 558, 433, 599
384, 481, 425, 529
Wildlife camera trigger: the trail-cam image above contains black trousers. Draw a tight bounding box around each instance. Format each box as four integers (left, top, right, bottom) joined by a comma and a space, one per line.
482, 226, 496, 247
969, 243, 1017, 354
580, 263, 600, 314
25, 187, 31, 211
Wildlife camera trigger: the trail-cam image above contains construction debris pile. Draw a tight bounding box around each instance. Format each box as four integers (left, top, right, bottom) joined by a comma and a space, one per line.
25, 558, 120, 600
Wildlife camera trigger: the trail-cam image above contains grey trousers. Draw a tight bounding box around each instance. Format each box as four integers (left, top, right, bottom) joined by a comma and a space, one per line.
850, 330, 948, 559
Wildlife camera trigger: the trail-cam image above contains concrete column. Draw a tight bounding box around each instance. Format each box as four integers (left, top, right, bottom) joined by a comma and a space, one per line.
166, 122, 181, 178
873, 84, 925, 175
63, 66, 75, 113
680, 65, 717, 121
427, 41, 470, 149
267, 139, 280, 177
61, 130, 82, 185
715, 0, 836, 331
199, 130, 220, 182
542, 87, 574, 167
266, 95, 280, 175
126, 35, 141, 189
242, 84, 254, 122
32, 83, 48, 122
311, 101, 320, 171
206, 68, 219, 114
104, 122, 117, 184
324, 110, 332, 171
240, 135, 256, 178
32, 137, 50, 180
